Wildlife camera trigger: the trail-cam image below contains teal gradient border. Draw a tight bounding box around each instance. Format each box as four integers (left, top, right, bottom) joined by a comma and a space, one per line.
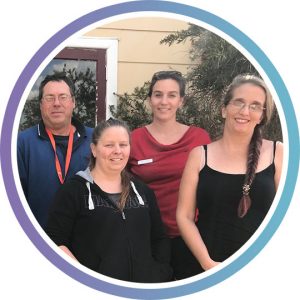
0, 1, 299, 299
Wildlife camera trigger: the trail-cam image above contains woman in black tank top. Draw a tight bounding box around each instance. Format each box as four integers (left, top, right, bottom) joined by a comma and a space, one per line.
176, 74, 283, 275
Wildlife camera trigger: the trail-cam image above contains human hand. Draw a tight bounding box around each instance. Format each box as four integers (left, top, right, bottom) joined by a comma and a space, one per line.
202, 259, 220, 270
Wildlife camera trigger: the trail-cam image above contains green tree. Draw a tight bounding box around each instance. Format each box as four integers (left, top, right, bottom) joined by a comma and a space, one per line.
111, 24, 282, 141
110, 83, 152, 131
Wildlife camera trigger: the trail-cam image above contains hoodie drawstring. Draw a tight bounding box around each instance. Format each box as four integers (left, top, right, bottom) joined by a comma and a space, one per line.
86, 181, 144, 210
86, 182, 95, 210
130, 181, 144, 205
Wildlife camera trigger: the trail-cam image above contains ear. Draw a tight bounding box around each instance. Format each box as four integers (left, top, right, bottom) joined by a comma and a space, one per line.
147, 96, 153, 110
257, 114, 264, 125
179, 96, 185, 108
221, 106, 227, 119
90, 143, 96, 158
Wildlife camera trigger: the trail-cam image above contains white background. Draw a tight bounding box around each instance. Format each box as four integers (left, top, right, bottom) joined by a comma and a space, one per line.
0, 1, 299, 299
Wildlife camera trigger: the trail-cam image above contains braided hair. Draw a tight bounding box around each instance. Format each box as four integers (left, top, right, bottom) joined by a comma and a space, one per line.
223, 74, 274, 217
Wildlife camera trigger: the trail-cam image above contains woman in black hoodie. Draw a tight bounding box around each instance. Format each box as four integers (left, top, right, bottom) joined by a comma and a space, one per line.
46, 118, 173, 282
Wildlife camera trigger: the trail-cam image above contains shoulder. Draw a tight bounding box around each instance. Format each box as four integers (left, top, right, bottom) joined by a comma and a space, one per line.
131, 176, 156, 197
17, 125, 39, 147
131, 127, 145, 135
18, 125, 38, 138
274, 140, 284, 161
58, 176, 86, 195
131, 127, 146, 142
188, 126, 211, 141
131, 176, 151, 191
186, 145, 205, 169
261, 139, 283, 153
84, 126, 93, 136
72, 118, 93, 137
262, 139, 283, 165
189, 145, 204, 160
189, 125, 208, 133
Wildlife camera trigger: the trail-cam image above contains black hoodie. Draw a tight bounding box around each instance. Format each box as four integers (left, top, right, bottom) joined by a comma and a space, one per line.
46, 168, 173, 283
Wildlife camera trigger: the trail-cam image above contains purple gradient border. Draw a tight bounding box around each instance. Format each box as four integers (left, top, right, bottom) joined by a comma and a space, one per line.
1, 1, 299, 299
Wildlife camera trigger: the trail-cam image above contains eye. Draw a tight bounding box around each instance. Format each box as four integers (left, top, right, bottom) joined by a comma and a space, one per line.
43, 96, 55, 102
153, 92, 162, 98
234, 99, 244, 107
59, 94, 69, 101
250, 104, 263, 111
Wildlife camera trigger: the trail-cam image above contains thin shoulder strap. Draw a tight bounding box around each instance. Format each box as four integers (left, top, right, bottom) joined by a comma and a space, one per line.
273, 141, 277, 163
203, 144, 208, 165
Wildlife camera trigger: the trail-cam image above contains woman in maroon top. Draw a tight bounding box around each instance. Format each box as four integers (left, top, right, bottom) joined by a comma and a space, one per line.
128, 71, 211, 279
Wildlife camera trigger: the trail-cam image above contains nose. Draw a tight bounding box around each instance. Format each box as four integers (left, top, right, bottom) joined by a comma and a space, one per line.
53, 97, 62, 106
160, 95, 168, 104
239, 104, 250, 114
113, 144, 121, 153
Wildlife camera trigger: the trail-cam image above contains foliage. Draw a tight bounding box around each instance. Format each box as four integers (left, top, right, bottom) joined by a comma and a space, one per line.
111, 24, 282, 141
110, 83, 152, 131
19, 66, 96, 131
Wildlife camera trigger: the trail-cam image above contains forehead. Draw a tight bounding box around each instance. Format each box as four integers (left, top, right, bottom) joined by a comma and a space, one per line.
153, 79, 180, 92
99, 126, 130, 140
232, 83, 266, 102
43, 80, 70, 93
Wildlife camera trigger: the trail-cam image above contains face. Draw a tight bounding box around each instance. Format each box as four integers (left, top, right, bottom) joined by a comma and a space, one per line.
149, 79, 183, 122
91, 126, 130, 174
222, 83, 266, 134
40, 80, 75, 131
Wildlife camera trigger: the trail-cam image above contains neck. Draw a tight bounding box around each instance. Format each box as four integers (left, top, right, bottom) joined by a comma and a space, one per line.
91, 166, 122, 180
46, 124, 74, 136
149, 119, 181, 133
90, 168, 122, 193
220, 133, 251, 155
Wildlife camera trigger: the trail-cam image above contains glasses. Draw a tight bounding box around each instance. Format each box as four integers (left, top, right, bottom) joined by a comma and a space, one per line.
42, 94, 73, 103
229, 99, 265, 113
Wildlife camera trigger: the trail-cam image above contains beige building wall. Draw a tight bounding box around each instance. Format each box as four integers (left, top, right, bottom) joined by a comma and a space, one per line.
85, 17, 193, 95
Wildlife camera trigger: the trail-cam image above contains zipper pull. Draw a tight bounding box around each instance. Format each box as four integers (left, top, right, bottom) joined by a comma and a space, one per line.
122, 211, 126, 220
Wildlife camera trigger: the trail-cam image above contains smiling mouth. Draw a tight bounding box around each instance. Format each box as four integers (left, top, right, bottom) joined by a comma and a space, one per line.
235, 118, 249, 123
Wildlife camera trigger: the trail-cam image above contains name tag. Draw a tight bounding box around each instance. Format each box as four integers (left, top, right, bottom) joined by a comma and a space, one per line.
138, 158, 153, 165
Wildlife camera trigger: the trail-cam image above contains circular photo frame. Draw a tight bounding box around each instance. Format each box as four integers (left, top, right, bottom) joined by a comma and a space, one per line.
1, 1, 299, 299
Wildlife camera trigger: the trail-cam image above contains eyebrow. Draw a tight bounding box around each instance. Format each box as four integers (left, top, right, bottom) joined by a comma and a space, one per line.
153, 90, 179, 94
233, 97, 263, 104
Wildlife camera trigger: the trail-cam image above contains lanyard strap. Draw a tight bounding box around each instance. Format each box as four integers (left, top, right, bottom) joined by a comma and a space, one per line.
46, 126, 74, 184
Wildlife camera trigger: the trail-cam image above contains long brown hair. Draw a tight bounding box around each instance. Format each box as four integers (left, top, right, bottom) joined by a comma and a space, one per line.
90, 118, 132, 211
223, 74, 274, 217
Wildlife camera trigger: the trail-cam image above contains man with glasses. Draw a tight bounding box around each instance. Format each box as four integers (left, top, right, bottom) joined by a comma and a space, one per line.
17, 73, 93, 228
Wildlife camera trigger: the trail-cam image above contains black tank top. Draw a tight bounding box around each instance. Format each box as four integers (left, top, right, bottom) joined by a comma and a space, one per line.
196, 142, 276, 262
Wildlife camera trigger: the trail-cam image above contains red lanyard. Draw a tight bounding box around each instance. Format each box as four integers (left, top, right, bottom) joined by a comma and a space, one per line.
46, 126, 74, 184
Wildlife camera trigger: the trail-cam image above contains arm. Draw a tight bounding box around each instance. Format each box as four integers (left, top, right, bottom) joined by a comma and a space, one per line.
45, 182, 79, 258
146, 186, 171, 265
177, 147, 219, 270
59, 245, 78, 261
17, 134, 28, 198
274, 141, 284, 191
